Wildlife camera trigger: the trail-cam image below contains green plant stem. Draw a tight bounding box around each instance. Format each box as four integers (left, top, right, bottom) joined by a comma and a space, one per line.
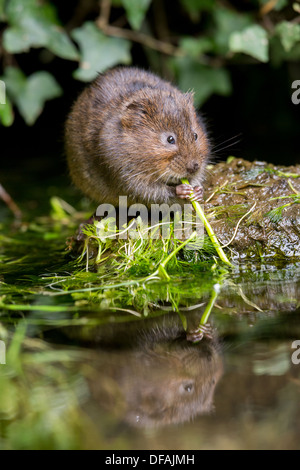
160, 230, 197, 269
0, 302, 79, 312
152, 230, 198, 281
199, 284, 219, 325
181, 178, 233, 266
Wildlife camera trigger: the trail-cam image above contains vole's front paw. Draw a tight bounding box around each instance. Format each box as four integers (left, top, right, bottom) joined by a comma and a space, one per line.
175, 184, 203, 202
191, 185, 203, 202
175, 183, 193, 199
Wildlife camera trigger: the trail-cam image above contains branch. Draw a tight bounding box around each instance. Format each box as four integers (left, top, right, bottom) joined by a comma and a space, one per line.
96, 0, 183, 57
0, 183, 22, 219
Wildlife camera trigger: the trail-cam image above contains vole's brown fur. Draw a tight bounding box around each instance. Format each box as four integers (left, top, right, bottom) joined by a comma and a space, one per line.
65, 67, 210, 207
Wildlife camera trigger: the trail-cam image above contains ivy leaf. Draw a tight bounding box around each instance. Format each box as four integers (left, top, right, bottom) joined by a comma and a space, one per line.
229, 25, 269, 62
71, 22, 131, 82
0, 76, 6, 104
270, 35, 300, 67
213, 7, 253, 55
0, 0, 6, 20
3, 67, 62, 125
47, 25, 80, 60
4, 18, 49, 53
120, 0, 152, 30
179, 0, 215, 23
0, 97, 14, 127
3, 0, 79, 61
169, 57, 232, 107
275, 21, 300, 52
2, 68, 24, 102
180, 37, 214, 58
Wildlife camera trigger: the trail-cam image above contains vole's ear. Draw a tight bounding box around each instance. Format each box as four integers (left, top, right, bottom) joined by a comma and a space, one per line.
121, 101, 142, 128
121, 98, 157, 128
184, 91, 195, 106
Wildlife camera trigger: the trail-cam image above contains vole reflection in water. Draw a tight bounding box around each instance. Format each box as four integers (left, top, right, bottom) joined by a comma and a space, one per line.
83, 317, 223, 428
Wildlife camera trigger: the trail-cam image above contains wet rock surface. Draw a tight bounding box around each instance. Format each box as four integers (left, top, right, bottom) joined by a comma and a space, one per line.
203, 158, 300, 260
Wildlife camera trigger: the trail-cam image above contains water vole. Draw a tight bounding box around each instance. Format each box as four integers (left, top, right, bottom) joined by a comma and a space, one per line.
65, 67, 210, 207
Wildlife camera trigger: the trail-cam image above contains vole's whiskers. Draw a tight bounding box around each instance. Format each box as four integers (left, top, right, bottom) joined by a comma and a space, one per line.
126, 167, 164, 182
156, 169, 170, 183
126, 168, 154, 180
211, 134, 242, 155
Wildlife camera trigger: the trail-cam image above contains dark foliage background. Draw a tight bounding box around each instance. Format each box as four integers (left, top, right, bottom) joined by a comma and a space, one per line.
0, 0, 299, 199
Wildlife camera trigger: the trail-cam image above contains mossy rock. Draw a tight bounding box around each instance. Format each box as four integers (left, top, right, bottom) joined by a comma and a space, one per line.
203, 158, 300, 260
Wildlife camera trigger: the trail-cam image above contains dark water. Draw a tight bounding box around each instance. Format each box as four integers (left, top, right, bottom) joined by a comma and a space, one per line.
56, 305, 300, 450
0, 162, 300, 450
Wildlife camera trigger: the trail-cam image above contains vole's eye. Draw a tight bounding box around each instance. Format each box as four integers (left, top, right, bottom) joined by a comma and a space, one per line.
193, 133, 198, 141
184, 383, 193, 393
167, 135, 176, 145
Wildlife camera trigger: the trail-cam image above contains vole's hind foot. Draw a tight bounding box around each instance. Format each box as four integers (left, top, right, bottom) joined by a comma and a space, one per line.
65, 213, 102, 256
76, 212, 102, 242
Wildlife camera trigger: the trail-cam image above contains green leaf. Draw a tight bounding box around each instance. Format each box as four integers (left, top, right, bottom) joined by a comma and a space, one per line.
294, 2, 300, 14
213, 7, 253, 55
169, 57, 232, 107
0, 0, 6, 20
4, 19, 49, 53
3, 0, 79, 61
270, 35, 300, 67
180, 0, 215, 22
0, 97, 14, 127
72, 22, 131, 82
120, 0, 152, 30
180, 37, 214, 58
275, 0, 288, 9
229, 25, 269, 62
275, 21, 300, 52
0, 76, 6, 103
3, 67, 62, 125
5, 0, 58, 24
46, 25, 80, 60
2, 67, 25, 102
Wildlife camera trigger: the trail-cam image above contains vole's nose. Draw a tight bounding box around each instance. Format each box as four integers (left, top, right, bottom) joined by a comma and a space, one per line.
186, 161, 199, 174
